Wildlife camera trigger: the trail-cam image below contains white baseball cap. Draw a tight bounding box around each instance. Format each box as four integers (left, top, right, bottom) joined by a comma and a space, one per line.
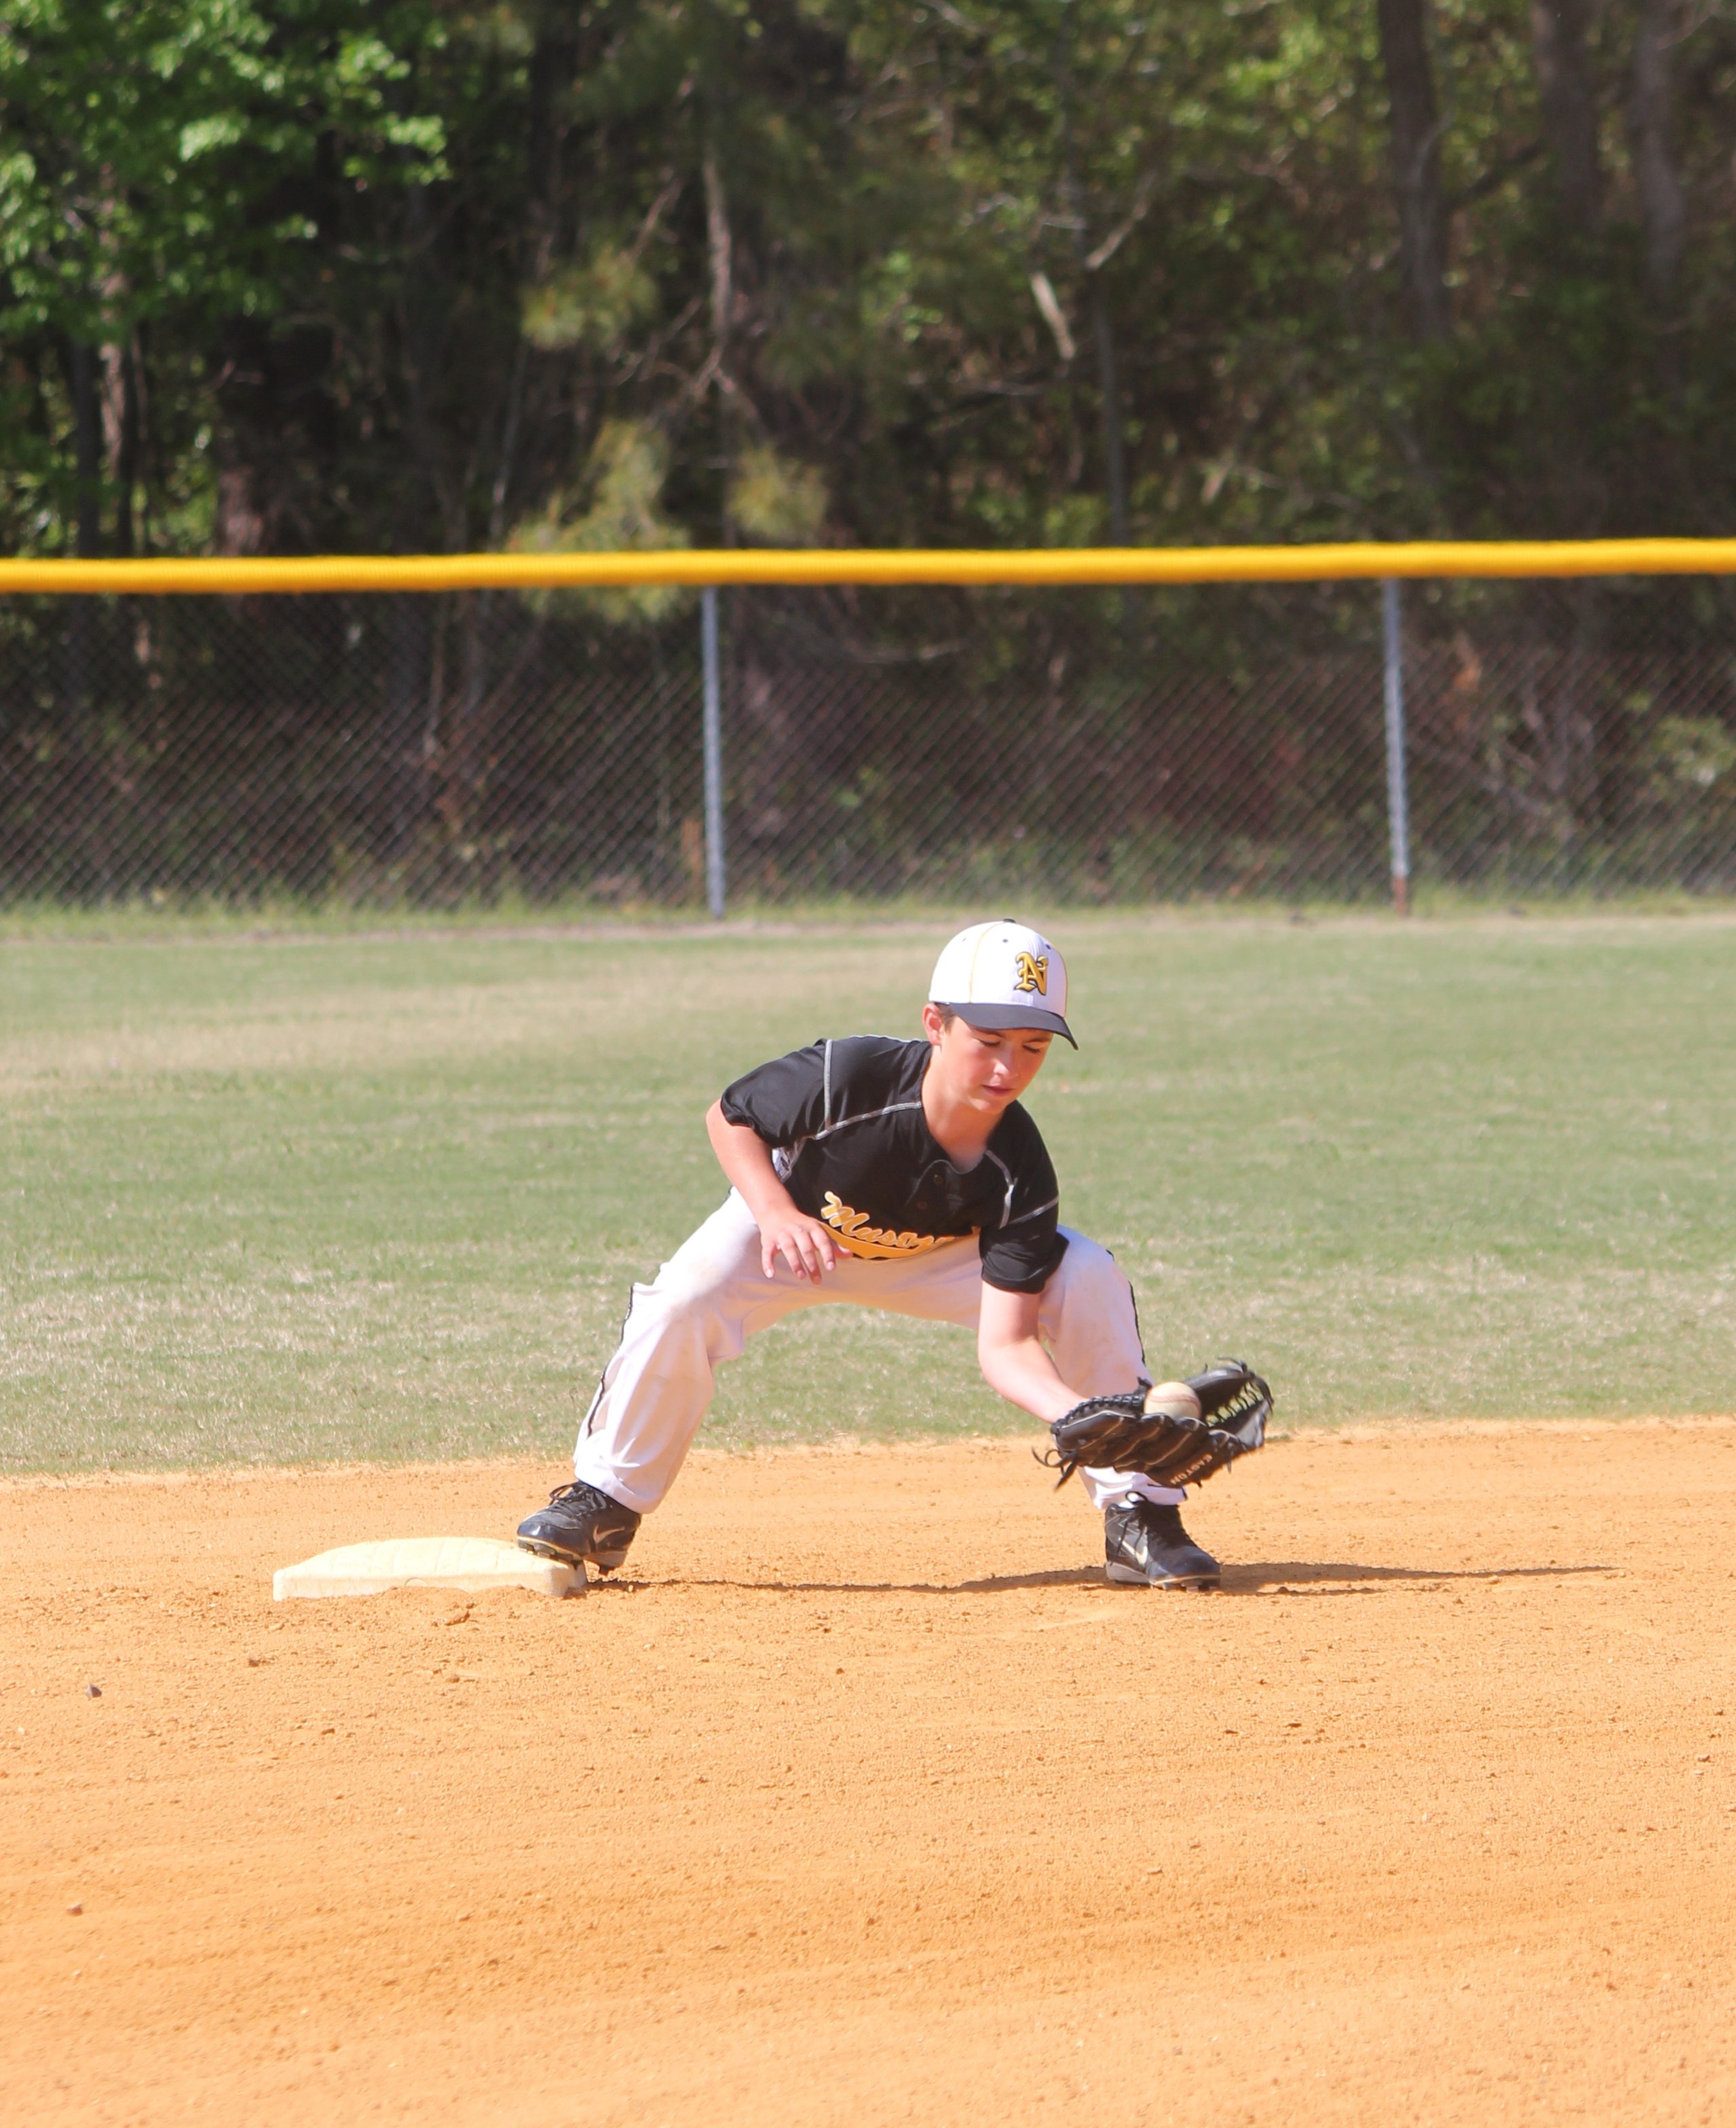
928, 919, 1075, 1046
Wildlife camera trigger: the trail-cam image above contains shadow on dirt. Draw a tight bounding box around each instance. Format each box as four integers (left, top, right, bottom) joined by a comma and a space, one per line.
599, 1565, 1103, 1594
609, 1559, 1618, 1596
1221, 1560, 1618, 1594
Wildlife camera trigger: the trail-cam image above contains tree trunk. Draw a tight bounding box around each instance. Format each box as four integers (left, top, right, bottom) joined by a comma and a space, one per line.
101, 339, 139, 558
61, 338, 103, 728
1055, 3, 1133, 534
1378, 0, 1451, 343
526, 18, 577, 283
704, 148, 736, 545
704, 151, 733, 365
1530, 0, 1603, 232
1631, 0, 1685, 301
399, 183, 464, 552
1089, 282, 1128, 545
133, 325, 154, 553
66, 339, 103, 558
213, 458, 265, 555
500, 22, 576, 545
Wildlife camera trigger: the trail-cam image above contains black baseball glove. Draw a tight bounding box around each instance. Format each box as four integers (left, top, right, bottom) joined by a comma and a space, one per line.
1038, 1359, 1273, 1490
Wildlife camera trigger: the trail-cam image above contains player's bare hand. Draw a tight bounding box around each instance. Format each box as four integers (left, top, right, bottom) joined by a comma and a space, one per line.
760, 1212, 845, 1283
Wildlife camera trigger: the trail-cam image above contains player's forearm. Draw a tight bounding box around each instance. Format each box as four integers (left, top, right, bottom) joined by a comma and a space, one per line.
706, 1099, 809, 1220
976, 1329, 1078, 1423
706, 1099, 839, 1282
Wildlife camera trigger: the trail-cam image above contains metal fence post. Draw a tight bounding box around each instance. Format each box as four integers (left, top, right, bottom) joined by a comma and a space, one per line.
700, 585, 726, 919
1381, 577, 1412, 917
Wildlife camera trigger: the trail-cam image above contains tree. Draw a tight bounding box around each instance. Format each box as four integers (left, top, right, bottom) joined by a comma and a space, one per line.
0, 0, 445, 555
1378, 0, 1450, 344
4, 0, 1736, 575
1630, 0, 1686, 303
1529, 0, 1603, 234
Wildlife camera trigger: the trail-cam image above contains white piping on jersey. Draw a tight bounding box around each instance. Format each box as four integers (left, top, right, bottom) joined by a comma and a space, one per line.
770, 1095, 925, 1183
983, 1148, 1016, 1226
1003, 1192, 1057, 1227
777, 1064, 1045, 1237
809, 1097, 926, 1144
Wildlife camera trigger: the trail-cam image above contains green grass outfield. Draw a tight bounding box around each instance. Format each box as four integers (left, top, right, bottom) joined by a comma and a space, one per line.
2, 910, 1731, 1472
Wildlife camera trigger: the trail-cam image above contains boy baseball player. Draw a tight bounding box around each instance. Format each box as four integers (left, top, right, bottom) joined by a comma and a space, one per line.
516, 919, 1225, 1588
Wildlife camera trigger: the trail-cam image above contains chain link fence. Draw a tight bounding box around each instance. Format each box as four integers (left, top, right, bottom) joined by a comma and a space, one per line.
3, 575, 1735, 908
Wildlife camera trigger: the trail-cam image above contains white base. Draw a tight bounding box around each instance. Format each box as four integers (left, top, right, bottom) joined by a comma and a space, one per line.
273, 1536, 584, 1601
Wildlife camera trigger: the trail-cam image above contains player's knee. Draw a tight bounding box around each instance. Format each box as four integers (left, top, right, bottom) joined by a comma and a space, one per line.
1040, 1231, 1137, 1346
634, 1259, 730, 1327
1051, 1230, 1125, 1305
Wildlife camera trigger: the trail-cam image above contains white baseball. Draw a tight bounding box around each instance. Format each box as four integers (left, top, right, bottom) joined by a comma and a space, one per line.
1142, 1379, 1203, 1422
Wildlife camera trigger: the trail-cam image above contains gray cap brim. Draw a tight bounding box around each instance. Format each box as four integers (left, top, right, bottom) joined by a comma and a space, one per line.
944, 1001, 1077, 1048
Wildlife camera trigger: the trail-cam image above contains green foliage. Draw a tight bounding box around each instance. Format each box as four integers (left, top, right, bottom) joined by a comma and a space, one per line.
1644, 716, 1736, 797
2, 0, 1735, 564
729, 443, 827, 545
0, 0, 445, 338
522, 245, 658, 354
511, 419, 691, 627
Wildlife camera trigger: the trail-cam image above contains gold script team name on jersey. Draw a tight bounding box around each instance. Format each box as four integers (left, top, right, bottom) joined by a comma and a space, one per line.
820, 1192, 972, 1261
719, 1036, 1066, 1294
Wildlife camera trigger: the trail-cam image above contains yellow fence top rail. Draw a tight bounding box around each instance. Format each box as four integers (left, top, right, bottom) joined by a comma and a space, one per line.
2, 538, 1735, 594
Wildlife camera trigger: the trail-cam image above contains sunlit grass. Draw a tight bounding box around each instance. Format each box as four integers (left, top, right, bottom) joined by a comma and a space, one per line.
3, 910, 1732, 1471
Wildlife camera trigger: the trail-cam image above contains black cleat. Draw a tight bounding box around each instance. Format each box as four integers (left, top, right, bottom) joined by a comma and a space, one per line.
517, 1481, 641, 1572
1104, 1499, 1221, 1590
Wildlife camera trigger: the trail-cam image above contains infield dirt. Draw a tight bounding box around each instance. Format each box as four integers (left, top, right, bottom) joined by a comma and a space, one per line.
5, 1425, 1735, 2127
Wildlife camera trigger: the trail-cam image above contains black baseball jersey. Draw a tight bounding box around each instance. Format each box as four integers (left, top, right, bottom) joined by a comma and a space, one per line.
718, 1035, 1066, 1294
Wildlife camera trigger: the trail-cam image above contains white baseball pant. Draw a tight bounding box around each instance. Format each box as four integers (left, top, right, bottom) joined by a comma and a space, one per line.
572, 1188, 1185, 1516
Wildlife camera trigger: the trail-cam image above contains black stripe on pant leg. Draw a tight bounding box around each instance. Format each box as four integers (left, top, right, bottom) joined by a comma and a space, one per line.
580, 1279, 640, 1438
1104, 1241, 1152, 1384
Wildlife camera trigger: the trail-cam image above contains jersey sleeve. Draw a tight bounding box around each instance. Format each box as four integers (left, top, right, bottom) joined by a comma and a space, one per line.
978, 1111, 1068, 1294
717, 1042, 830, 1150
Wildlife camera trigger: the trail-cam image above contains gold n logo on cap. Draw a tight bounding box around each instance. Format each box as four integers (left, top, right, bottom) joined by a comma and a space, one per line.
1013, 952, 1049, 996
